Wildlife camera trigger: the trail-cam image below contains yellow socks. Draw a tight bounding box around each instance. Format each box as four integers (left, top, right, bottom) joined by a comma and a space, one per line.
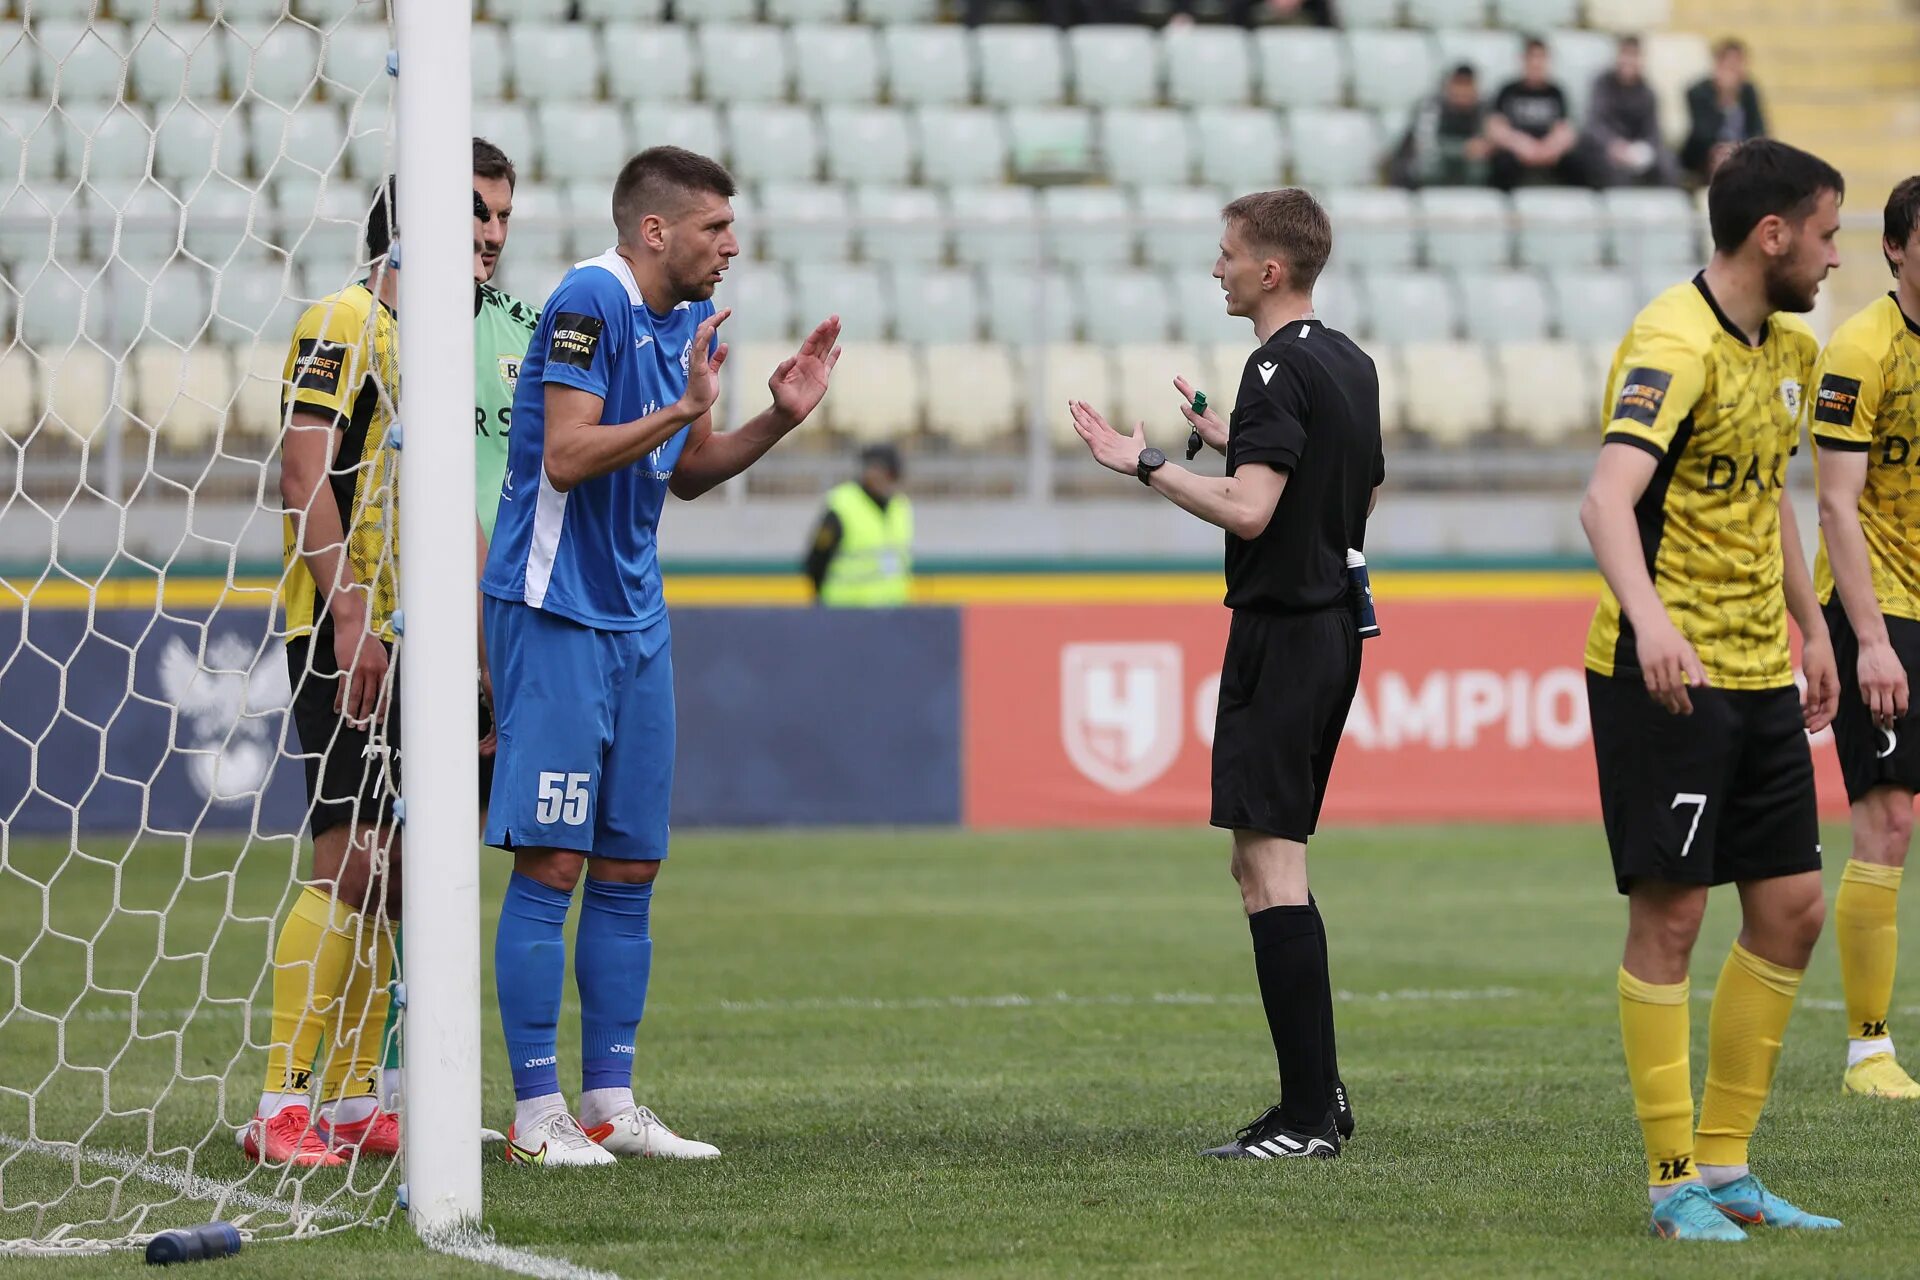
1619, 967, 1696, 1187
317, 910, 395, 1115
1836, 859, 1902, 1044
1696, 943, 1803, 1169
262, 886, 359, 1100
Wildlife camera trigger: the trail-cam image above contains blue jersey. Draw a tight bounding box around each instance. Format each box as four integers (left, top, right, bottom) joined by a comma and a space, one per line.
481, 249, 713, 631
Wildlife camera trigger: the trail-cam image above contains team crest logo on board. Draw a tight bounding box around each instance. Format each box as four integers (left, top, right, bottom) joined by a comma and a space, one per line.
1060, 643, 1183, 793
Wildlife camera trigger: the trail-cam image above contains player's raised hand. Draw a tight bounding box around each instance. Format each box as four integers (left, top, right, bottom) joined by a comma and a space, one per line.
769, 315, 843, 429
1173, 375, 1227, 454
1635, 616, 1707, 715
681, 308, 731, 419
1802, 630, 1840, 734
1858, 635, 1909, 729
1069, 400, 1147, 476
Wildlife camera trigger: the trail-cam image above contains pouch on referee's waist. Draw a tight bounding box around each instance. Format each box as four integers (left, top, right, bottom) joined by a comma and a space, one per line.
1346, 550, 1380, 639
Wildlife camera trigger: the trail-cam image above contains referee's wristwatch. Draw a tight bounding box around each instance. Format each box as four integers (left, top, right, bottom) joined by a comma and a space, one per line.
1136, 447, 1167, 485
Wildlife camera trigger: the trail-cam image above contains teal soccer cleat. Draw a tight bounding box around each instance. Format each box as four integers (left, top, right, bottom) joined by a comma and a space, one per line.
1649, 1184, 1747, 1241
1707, 1174, 1843, 1230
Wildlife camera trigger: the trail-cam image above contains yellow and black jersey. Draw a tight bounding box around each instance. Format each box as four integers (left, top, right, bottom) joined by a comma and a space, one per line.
278, 282, 401, 642
1585, 273, 1819, 690
1811, 294, 1920, 622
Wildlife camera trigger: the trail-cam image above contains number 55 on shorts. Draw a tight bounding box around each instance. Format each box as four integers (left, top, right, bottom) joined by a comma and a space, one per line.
535, 771, 592, 827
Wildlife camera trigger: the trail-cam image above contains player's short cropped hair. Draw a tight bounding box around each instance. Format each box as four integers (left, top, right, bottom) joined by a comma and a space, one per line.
1885, 176, 1920, 277
611, 146, 737, 239
365, 175, 397, 263
1523, 36, 1547, 55
1221, 188, 1332, 296
473, 136, 516, 189
1706, 139, 1844, 254
1447, 62, 1476, 82
1616, 34, 1641, 53
1712, 37, 1746, 60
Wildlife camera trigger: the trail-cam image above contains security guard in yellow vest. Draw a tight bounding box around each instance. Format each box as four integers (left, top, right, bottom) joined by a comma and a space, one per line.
805, 445, 913, 606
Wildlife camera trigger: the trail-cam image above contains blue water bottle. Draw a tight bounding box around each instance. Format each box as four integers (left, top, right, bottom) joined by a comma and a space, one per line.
144, 1221, 242, 1266
1347, 549, 1380, 639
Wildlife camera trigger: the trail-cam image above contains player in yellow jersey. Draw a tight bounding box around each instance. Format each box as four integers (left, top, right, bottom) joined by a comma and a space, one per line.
1811, 176, 1920, 1100
245, 182, 404, 1168
1579, 140, 1844, 1240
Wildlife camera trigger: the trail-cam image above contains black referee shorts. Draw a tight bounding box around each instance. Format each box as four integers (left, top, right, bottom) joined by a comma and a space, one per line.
1210, 608, 1361, 842
1587, 671, 1821, 895
285, 628, 402, 841
1825, 598, 1920, 803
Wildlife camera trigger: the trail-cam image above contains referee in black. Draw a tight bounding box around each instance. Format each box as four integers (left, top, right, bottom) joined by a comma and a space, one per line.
1069, 188, 1384, 1160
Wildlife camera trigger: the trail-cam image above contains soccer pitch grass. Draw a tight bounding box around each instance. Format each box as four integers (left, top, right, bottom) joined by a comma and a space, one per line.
5, 825, 1920, 1278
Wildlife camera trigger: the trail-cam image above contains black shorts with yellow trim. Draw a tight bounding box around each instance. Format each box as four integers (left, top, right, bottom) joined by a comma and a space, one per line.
1587, 671, 1820, 894
1824, 598, 1920, 803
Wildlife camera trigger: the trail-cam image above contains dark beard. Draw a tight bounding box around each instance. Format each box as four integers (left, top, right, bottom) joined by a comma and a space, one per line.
1763, 263, 1817, 314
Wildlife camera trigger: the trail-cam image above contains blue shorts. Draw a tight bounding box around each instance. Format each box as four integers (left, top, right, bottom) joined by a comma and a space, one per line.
483, 597, 674, 860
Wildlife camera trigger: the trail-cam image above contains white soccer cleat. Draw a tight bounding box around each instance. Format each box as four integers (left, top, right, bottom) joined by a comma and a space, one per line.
502, 1111, 617, 1167
582, 1105, 720, 1159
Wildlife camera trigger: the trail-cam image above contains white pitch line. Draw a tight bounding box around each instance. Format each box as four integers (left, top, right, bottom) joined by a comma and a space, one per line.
421, 1225, 625, 1280
0, 1132, 353, 1228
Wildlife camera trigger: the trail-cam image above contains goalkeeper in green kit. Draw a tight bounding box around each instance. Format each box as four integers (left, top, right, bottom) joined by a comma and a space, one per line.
314, 138, 541, 1142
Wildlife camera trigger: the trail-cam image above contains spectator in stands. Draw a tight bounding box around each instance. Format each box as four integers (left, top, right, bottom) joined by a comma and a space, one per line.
1581, 36, 1680, 188
804, 445, 914, 607
1486, 37, 1586, 190
1167, 0, 1339, 26
1683, 38, 1768, 183
1390, 64, 1493, 189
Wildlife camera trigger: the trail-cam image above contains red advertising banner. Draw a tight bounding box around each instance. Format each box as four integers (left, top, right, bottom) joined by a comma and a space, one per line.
962, 600, 1849, 828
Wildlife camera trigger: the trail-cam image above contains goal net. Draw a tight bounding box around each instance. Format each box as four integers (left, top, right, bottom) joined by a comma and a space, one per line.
0, 1, 465, 1255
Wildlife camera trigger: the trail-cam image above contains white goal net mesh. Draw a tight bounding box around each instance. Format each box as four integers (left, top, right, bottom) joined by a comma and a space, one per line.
1, 0, 407, 1255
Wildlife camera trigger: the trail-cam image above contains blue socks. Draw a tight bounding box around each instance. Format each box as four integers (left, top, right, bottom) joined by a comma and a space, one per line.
576, 877, 653, 1094
495, 872, 572, 1101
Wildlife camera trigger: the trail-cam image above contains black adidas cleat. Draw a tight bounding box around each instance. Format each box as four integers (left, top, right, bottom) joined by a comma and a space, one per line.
1330, 1079, 1354, 1141
1201, 1106, 1340, 1160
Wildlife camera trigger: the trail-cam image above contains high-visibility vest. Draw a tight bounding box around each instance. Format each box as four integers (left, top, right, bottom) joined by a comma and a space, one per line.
819, 482, 913, 607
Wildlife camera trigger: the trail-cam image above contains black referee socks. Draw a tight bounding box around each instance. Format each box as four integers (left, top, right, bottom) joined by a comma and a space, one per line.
1248, 904, 1333, 1132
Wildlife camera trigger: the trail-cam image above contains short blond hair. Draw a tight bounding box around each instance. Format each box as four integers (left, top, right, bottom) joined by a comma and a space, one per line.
1221, 188, 1332, 295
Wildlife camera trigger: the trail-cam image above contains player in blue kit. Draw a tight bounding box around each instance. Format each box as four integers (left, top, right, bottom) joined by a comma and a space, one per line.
481, 147, 843, 1166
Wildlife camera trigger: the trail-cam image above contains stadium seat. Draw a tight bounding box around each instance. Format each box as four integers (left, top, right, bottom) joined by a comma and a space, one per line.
1604, 188, 1699, 271
470, 24, 507, 101
854, 185, 945, 268
881, 25, 972, 106
1586, 0, 1672, 35
1402, 0, 1485, 25
720, 263, 796, 341
511, 25, 601, 102
211, 258, 304, 344
631, 103, 723, 163
251, 104, 346, 191
1040, 186, 1132, 270
1340, 0, 1401, 23
1493, 340, 1591, 443
1546, 28, 1617, 122
1545, 266, 1640, 343
484, 0, 574, 17
104, 183, 181, 271
320, 23, 391, 100
40, 20, 127, 104
118, 261, 211, 349
1495, 0, 1580, 26
343, 94, 389, 179
496, 256, 568, 301
948, 185, 1040, 268
759, 182, 853, 264
226, 22, 321, 109
1114, 342, 1199, 429
1345, 30, 1439, 115
887, 265, 981, 344
43, 345, 116, 443
0, 100, 60, 182
1456, 269, 1551, 342
1417, 187, 1510, 268
1170, 269, 1243, 343
792, 261, 889, 343
0, 346, 36, 438
821, 106, 913, 185
825, 343, 918, 442
1254, 29, 1346, 109
1643, 32, 1710, 146
1067, 27, 1158, 109
725, 105, 820, 183
605, 24, 694, 103
0, 23, 32, 100
1100, 109, 1194, 188
1431, 29, 1522, 91
1077, 269, 1173, 345
180, 178, 259, 265
1371, 340, 1405, 436
1287, 110, 1382, 189
1163, 27, 1252, 108
1512, 187, 1603, 269
229, 334, 286, 442
1401, 340, 1492, 445
1039, 344, 1115, 446
131, 345, 233, 451
285, 181, 367, 277
473, 102, 535, 176
504, 181, 567, 262
924, 343, 1017, 446
537, 103, 630, 183
768, 0, 852, 20
1134, 185, 1223, 272
1323, 187, 1416, 271
911, 106, 1006, 186
674, 0, 760, 18
1201, 343, 1246, 417
1006, 106, 1095, 180
791, 25, 881, 104
1312, 269, 1369, 338
1191, 107, 1283, 192
579, 0, 669, 19
984, 269, 1076, 344
561, 181, 612, 256
131, 22, 226, 102
698, 25, 792, 104
855, 0, 940, 17
15, 263, 111, 350
975, 27, 1065, 107
76, 107, 155, 203
1359, 269, 1459, 341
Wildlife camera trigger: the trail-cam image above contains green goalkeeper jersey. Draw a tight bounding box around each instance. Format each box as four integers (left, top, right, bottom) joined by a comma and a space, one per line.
475, 282, 541, 541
